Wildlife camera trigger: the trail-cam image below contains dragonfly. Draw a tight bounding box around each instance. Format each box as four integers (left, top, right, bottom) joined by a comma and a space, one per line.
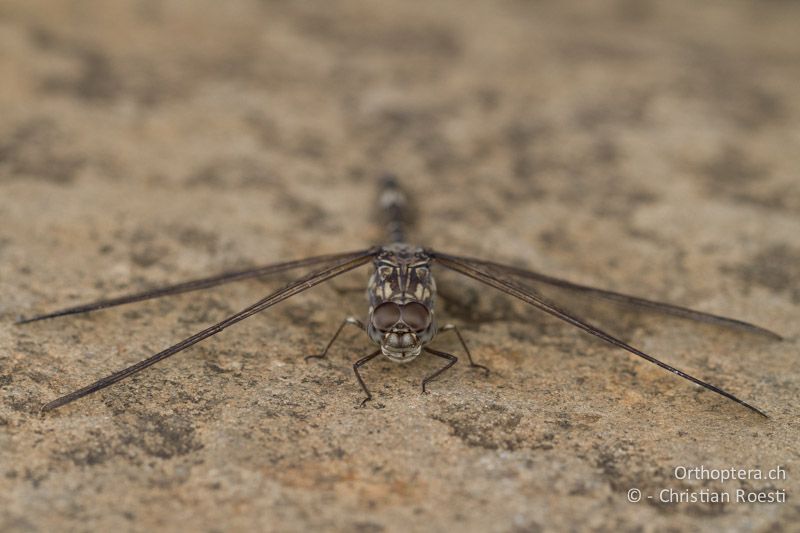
18, 177, 781, 415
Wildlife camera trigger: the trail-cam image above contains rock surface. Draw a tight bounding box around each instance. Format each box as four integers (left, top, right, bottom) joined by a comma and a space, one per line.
1, 0, 798, 531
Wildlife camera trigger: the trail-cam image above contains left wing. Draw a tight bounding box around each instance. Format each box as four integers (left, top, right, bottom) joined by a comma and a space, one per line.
431, 251, 767, 417
437, 253, 780, 339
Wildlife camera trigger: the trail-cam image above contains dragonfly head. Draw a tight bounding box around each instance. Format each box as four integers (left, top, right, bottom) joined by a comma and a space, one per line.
368, 301, 434, 363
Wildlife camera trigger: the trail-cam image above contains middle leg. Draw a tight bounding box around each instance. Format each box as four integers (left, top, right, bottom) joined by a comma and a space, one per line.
305, 316, 365, 362
439, 323, 490, 375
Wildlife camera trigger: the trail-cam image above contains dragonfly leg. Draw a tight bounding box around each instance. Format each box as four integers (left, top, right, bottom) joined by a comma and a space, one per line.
305, 317, 364, 362
353, 349, 381, 407
439, 324, 490, 375
421, 347, 458, 393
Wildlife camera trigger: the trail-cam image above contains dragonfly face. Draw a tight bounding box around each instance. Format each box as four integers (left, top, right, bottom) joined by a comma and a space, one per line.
367, 244, 437, 363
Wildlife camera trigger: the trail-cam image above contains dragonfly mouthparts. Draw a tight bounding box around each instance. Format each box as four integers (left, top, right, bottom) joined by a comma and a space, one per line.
381, 331, 422, 362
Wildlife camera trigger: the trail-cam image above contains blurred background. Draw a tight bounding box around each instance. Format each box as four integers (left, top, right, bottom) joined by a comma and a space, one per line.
1, 1, 798, 531
1, 0, 798, 281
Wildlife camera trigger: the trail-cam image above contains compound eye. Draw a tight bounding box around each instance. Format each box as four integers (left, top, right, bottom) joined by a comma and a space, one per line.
402, 302, 431, 332
372, 302, 401, 331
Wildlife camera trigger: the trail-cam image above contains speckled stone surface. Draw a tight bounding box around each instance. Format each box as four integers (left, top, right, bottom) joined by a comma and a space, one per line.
1, 1, 798, 531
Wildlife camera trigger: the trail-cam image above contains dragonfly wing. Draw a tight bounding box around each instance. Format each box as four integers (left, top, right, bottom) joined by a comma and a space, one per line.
432, 251, 767, 417
434, 253, 780, 340
42, 249, 377, 411
18, 250, 367, 324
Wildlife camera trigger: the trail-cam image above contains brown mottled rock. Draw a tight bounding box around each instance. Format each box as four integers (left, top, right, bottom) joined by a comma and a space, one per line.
1, 0, 798, 531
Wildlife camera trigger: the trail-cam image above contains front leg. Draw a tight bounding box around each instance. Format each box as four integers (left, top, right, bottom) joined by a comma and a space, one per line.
439, 324, 490, 375
421, 347, 458, 393
353, 349, 382, 407
305, 317, 365, 362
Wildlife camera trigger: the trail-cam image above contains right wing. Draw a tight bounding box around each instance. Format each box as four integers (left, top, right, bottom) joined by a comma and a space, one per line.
41, 248, 377, 411
17, 250, 366, 324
